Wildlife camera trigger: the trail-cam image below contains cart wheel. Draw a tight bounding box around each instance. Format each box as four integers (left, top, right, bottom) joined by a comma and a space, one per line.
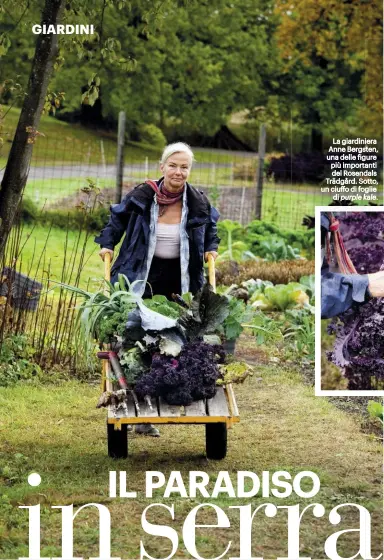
205, 423, 227, 460
107, 423, 128, 458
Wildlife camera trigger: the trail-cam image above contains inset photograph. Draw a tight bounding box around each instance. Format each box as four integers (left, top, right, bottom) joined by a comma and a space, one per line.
316, 206, 384, 395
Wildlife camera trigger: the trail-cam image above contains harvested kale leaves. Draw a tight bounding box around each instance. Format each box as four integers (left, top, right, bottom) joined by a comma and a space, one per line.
135, 341, 226, 405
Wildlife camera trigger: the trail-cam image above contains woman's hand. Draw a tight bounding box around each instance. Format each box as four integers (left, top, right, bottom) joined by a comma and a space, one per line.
204, 251, 218, 262
99, 248, 114, 262
368, 270, 384, 297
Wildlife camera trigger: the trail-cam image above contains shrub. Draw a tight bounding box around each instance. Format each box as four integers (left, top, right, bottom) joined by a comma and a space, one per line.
17, 200, 109, 232
39, 206, 110, 232
216, 259, 315, 286
267, 153, 328, 184
20, 197, 39, 223
233, 162, 256, 181
0, 334, 43, 386
138, 124, 166, 148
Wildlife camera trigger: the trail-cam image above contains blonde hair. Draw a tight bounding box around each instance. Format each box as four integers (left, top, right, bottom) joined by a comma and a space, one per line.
160, 142, 194, 166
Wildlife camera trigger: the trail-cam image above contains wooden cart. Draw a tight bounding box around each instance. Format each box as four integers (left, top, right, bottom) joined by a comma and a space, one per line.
101, 254, 240, 460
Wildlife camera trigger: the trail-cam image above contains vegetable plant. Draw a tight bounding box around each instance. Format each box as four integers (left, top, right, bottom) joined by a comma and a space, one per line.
59, 278, 255, 406
135, 341, 225, 406
327, 298, 384, 390
251, 282, 309, 311
242, 311, 283, 345
367, 401, 383, 424
258, 237, 301, 261
217, 219, 257, 262
283, 308, 315, 359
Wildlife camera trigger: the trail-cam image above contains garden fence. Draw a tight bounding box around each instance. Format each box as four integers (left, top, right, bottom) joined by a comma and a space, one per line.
0, 127, 344, 230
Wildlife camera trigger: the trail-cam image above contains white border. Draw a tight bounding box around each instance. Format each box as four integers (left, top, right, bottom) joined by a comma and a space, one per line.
315, 205, 384, 396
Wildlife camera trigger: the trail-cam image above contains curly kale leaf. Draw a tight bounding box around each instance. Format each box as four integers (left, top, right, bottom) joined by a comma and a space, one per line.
135, 341, 225, 405
97, 302, 135, 343
328, 299, 384, 389
118, 348, 146, 384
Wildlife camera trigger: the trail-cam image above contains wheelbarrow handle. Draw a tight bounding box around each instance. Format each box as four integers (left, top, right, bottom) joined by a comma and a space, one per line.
207, 253, 216, 293
104, 251, 111, 282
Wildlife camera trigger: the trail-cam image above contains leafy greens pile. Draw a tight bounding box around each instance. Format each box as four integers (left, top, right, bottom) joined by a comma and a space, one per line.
63, 277, 246, 405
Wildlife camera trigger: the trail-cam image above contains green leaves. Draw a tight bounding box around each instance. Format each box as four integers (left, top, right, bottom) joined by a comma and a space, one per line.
243, 312, 283, 345
219, 296, 247, 341
259, 238, 302, 262
250, 282, 309, 311
0, 33, 11, 58
217, 220, 258, 263
143, 295, 183, 319
57, 274, 140, 353
81, 73, 100, 106
179, 283, 230, 341
119, 347, 144, 383
367, 401, 383, 424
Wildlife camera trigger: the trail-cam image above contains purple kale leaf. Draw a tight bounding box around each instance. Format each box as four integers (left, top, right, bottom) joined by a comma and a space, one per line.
135, 341, 225, 406
328, 298, 384, 389
339, 212, 384, 243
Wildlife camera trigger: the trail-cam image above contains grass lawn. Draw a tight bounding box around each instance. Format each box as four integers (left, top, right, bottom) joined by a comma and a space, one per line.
0, 348, 382, 559
25, 177, 114, 206
261, 188, 329, 229
1, 106, 254, 168
8, 225, 103, 292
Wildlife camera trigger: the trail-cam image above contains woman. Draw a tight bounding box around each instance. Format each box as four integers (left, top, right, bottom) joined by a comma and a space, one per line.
95, 142, 220, 436
96, 142, 219, 297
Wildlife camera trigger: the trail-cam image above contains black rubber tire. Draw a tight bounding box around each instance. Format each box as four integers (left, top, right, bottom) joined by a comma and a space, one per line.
107, 423, 128, 458
205, 422, 227, 460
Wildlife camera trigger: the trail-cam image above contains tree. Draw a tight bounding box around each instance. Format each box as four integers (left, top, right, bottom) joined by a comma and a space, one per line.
46, 0, 281, 136
274, 0, 383, 147
0, 0, 184, 258
0, 0, 66, 258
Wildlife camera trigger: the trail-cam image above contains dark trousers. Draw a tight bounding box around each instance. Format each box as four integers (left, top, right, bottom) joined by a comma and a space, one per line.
144, 256, 181, 299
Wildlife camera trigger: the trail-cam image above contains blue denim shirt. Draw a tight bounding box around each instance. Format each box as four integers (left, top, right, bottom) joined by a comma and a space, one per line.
321, 268, 369, 319
321, 213, 370, 318
95, 181, 220, 295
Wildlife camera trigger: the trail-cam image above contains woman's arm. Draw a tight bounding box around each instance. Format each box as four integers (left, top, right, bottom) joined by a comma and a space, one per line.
94, 194, 131, 251
321, 271, 370, 319
204, 206, 220, 253
204, 206, 220, 262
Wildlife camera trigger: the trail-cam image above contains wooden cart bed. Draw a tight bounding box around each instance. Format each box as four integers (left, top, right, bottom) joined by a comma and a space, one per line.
107, 385, 240, 429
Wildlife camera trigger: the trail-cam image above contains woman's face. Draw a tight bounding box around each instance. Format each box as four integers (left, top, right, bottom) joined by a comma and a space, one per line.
160, 152, 191, 191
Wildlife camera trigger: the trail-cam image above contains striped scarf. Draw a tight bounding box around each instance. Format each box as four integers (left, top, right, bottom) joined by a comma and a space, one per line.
146, 179, 184, 207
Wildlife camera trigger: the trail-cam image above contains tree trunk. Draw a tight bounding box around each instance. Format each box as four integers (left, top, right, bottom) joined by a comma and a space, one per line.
0, 0, 66, 259
311, 127, 323, 152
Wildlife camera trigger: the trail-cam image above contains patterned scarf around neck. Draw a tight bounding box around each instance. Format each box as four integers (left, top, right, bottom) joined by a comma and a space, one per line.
146, 179, 184, 207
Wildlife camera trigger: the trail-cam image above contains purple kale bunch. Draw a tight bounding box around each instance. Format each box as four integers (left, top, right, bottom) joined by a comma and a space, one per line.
348, 243, 384, 274
328, 299, 384, 389
337, 212, 384, 274
135, 341, 225, 405
339, 212, 384, 243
